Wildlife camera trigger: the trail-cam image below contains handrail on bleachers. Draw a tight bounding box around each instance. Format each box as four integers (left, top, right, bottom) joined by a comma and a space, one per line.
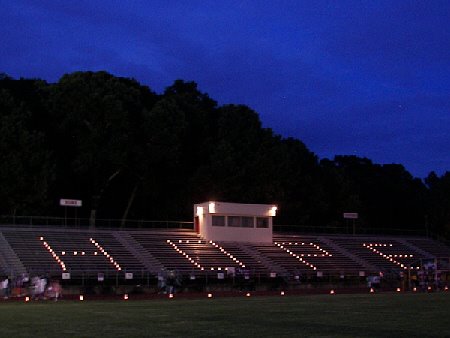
0, 215, 194, 230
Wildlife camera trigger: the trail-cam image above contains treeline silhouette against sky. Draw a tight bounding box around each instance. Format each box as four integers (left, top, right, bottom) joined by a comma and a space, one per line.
2, 1, 450, 178
1, 72, 449, 236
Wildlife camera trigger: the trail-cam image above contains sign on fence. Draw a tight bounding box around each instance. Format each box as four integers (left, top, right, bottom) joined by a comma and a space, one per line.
60, 199, 82, 207
343, 212, 358, 219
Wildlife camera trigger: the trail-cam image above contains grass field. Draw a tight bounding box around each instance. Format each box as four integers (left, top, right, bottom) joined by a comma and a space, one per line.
0, 293, 449, 337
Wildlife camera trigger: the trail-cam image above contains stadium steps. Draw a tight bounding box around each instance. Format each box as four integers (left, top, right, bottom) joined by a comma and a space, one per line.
234, 242, 289, 276
0, 231, 27, 276
113, 231, 164, 274
320, 236, 379, 272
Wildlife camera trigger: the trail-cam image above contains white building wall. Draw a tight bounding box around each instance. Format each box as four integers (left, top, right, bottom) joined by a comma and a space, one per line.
194, 202, 276, 243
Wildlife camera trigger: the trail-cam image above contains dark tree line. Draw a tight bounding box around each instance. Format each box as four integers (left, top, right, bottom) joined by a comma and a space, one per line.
0, 72, 449, 236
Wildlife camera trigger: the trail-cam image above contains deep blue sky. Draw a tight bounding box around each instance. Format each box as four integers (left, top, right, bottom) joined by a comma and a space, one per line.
2, 1, 450, 178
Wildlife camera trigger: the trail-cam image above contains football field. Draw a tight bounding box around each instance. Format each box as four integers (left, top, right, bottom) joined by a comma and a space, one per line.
0, 292, 448, 337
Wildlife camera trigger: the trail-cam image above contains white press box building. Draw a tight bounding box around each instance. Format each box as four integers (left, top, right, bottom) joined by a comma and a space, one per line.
194, 201, 277, 243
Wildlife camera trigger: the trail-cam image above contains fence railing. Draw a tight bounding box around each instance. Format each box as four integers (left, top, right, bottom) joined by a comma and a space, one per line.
0, 215, 430, 236
273, 224, 427, 236
0, 215, 194, 230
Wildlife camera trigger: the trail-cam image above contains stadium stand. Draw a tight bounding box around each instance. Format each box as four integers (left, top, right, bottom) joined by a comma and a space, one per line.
328, 236, 429, 272
0, 231, 27, 276
0, 227, 147, 278
216, 241, 272, 275
405, 238, 450, 258
273, 234, 368, 274
0, 226, 449, 288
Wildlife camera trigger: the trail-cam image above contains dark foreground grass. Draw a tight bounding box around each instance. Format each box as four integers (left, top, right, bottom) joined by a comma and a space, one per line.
0, 293, 449, 337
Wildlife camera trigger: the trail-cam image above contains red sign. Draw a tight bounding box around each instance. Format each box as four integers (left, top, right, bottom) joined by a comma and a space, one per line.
60, 199, 82, 207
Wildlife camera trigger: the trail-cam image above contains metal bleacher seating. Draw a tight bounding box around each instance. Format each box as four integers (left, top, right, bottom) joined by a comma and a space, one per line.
405, 238, 450, 258
0, 227, 146, 278
0, 226, 449, 280
273, 234, 368, 274
128, 230, 256, 276
328, 236, 426, 272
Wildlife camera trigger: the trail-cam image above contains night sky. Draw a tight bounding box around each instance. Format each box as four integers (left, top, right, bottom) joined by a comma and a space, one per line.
2, 1, 450, 178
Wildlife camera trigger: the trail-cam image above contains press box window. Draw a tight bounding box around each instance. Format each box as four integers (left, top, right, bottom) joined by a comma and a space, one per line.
228, 216, 241, 227
212, 215, 225, 227
256, 217, 269, 228
241, 216, 254, 228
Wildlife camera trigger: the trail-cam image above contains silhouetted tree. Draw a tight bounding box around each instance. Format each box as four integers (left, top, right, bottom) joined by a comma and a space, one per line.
0, 72, 442, 236
0, 85, 54, 214
426, 171, 450, 236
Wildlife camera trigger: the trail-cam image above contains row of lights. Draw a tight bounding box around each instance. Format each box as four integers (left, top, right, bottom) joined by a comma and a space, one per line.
275, 242, 317, 270
23, 285, 448, 302
177, 239, 202, 244
61, 251, 87, 256
167, 239, 205, 270
168, 238, 246, 270
274, 241, 332, 257
363, 243, 419, 270
90, 238, 122, 271
40, 237, 66, 271
208, 239, 246, 268
39, 237, 123, 271
388, 254, 414, 258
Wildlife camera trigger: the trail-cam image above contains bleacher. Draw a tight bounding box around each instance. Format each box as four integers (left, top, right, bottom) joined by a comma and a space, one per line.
216, 241, 271, 275
328, 236, 427, 272
128, 230, 261, 275
272, 234, 367, 274
0, 226, 449, 281
0, 227, 147, 277
405, 238, 450, 258
129, 230, 201, 274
